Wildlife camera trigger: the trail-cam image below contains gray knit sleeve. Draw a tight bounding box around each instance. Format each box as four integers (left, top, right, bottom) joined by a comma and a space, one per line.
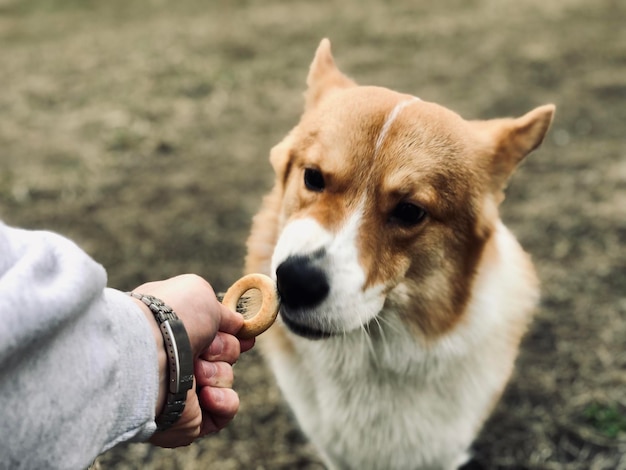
0, 222, 159, 470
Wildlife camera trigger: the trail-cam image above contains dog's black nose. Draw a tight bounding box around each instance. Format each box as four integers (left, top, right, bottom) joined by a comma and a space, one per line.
276, 255, 329, 309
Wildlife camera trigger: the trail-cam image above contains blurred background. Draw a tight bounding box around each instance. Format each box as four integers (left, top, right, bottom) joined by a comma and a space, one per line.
1, 0, 624, 468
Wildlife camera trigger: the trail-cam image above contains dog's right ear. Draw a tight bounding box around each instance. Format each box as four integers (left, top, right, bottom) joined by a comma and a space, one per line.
489, 104, 555, 191
305, 38, 356, 111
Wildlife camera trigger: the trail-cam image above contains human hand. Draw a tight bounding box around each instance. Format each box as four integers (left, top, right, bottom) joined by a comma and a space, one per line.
129, 274, 255, 447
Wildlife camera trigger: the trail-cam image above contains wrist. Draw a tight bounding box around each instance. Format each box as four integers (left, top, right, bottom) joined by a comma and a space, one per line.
132, 297, 169, 417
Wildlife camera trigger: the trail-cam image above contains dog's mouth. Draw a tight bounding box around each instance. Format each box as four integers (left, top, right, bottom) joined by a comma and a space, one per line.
279, 306, 336, 340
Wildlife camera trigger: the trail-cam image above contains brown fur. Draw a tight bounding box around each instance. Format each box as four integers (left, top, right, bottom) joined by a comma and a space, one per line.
244, 39, 554, 469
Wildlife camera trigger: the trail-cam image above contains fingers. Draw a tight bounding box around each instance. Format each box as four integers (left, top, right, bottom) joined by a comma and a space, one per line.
200, 332, 241, 364
134, 274, 257, 446
195, 358, 240, 436
196, 361, 233, 388
197, 387, 240, 435
211, 309, 256, 355
239, 337, 256, 353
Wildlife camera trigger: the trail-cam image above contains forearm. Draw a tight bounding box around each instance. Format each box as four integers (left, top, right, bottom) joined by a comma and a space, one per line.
0, 222, 160, 469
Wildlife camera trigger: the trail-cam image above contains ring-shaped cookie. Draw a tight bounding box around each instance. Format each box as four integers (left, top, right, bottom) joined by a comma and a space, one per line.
222, 273, 279, 339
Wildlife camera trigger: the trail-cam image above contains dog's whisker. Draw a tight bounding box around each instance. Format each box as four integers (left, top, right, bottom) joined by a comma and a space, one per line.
376, 313, 404, 336
356, 318, 380, 365
370, 315, 390, 363
360, 322, 372, 347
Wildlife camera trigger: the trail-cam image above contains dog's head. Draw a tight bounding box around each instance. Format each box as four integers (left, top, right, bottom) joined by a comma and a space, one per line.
269, 39, 554, 340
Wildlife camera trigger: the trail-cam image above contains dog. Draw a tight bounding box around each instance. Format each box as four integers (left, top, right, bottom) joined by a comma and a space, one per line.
244, 38, 555, 470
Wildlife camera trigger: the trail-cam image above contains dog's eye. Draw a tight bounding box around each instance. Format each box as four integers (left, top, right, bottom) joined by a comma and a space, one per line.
389, 202, 427, 227
304, 168, 325, 192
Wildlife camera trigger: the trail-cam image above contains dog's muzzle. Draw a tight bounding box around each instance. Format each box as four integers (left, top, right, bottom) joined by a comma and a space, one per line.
275, 252, 331, 339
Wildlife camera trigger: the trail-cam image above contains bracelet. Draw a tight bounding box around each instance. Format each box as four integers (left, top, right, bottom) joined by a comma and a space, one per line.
128, 292, 194, 431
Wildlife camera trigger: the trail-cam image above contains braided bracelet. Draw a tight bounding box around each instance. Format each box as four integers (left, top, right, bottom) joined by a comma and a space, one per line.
128, 292, 194, 431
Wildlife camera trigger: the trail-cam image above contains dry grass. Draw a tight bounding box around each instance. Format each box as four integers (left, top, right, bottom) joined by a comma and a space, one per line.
1, 0, 625, 468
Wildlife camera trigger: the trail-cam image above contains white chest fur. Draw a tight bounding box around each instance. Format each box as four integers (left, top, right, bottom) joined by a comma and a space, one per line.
262, 224, 537, 470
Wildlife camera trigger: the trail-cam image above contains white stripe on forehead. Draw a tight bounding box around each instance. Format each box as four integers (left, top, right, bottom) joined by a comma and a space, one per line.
374, 96, 421, 154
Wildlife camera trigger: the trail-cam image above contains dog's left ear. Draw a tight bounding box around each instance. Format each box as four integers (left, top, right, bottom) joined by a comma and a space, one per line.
269, 133, 295, 186
305, 38, 356, 111
480, 104, 555, 192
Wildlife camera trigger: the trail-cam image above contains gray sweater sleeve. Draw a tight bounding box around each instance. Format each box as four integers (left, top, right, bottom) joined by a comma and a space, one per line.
0, 222, 159, 470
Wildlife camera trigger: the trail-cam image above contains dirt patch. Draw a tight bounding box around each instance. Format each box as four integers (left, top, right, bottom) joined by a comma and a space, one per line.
1, 0, 624, 468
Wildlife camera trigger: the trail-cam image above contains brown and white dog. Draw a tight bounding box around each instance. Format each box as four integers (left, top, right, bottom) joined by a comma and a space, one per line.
245, 39, 554, 470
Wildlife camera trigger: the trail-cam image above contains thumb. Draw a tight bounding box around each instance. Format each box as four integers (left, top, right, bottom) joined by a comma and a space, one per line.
218, 303, 245, 336
188, 302, 244, 355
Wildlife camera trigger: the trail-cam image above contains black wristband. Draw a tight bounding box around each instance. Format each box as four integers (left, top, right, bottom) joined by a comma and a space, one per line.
128, 292, 194, 431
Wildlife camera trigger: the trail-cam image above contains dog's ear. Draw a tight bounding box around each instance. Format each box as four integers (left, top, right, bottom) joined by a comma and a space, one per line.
269, 133, 295, 185
480, 104, 555, 193
305, 38, 356, 110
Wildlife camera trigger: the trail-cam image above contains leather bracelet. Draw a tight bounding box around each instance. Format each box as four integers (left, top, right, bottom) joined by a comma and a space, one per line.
128, 292, 194, 431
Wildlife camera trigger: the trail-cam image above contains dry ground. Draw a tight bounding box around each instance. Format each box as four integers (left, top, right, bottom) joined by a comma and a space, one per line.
1, 0, 625, 468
